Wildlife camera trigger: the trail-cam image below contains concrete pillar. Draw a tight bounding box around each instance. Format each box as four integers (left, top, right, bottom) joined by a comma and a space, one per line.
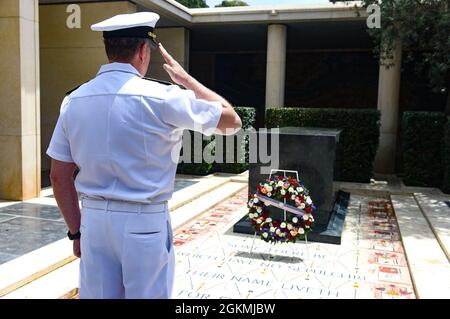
0, 0, 40, 200
265, 24, 287, 108
374, 41, 402, 174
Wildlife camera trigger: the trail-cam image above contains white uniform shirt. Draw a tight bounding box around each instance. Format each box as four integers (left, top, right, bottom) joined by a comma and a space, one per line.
47, 63, 222, 203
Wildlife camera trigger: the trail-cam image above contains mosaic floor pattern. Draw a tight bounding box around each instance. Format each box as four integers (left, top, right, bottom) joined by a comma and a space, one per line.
172, 189, 416, 299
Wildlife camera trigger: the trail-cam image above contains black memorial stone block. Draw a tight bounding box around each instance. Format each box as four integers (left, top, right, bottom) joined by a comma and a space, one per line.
233, 127, 349, 244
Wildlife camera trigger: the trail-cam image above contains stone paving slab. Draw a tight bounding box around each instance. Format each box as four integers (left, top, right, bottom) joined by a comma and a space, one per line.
391, 195, 450, 299
3, 259, 80, 299
414, 193, 450, 261
0, 215, 66, 258
0, 203, 63, 221
0, 238, 75, 297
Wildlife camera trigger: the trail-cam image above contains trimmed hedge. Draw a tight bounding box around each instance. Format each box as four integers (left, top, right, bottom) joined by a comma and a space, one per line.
177, 107, 256, 175
266, 108, 380, 182
441, 118, 450, 193
402, 112, 447, 188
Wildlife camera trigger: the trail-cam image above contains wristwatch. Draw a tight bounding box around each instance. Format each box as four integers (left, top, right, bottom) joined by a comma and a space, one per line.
67, 230, 81, 240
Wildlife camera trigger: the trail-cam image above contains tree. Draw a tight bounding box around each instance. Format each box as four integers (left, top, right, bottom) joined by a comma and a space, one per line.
360, 0, 450, 112
215, 0, 249, 7
175, 0, 208, 8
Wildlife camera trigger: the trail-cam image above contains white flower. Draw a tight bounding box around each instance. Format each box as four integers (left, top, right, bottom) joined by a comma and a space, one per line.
305, 225, 310, 229
254, 198, 259, 203
303, 213, 311, 221
300, 203, 306, 209
280, 222, 286, 228
292, 217, 298, 223
256, 207, 262, 213
299, 228, 305, 234
275, 229, 281, 235
277, 181, 284, 187
267, 186, 273, 192
265, 217, 272, 223
297, 187, 304, 192
267, 192, 272, 197
291, 195, 296, 200
280, 232, 286, 237
262, 232, 268, 238
270, 227, 275, 232
287, 223, 293, 230
248, 201, 253, 207
264, 202, 270, 206
280, 189, 286, 195
288, 187, 294, 193
290, 230, 296, 236
248, 213, 254, 219
256, 218, 263, 224
306, 197, 312, 205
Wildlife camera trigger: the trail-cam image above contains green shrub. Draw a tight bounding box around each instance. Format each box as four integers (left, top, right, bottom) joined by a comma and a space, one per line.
266, 108, 380, 182
402, 112, 447, 188
177, 107, 256, 175
441, 118, 450, 193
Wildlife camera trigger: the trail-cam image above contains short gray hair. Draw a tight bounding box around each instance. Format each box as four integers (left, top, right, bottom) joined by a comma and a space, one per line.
103, 37, 150, 62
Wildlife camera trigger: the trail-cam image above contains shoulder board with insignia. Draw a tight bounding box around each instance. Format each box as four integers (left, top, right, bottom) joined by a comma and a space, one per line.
142, 77, 173, 86
65, 83, 85, 96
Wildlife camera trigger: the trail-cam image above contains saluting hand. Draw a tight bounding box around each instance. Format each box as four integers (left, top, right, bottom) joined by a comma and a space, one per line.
158, 43, 191, 87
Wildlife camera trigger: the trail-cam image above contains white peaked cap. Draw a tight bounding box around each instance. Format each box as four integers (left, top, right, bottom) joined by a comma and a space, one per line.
91, 12, 160, 32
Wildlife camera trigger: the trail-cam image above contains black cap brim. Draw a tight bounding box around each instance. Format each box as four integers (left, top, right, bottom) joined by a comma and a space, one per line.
103, 26, 158, 49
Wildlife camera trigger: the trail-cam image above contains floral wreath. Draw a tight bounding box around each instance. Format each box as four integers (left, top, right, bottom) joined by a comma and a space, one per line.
247, 175, 315, 243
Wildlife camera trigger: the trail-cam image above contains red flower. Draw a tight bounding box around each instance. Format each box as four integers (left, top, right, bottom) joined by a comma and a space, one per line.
278, 175, 284, 180
305, 207, 311, 213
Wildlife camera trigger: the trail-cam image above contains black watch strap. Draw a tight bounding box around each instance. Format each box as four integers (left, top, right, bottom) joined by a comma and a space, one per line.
67, 230, 81, 240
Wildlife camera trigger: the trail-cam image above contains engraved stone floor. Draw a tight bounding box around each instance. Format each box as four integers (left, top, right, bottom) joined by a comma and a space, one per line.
172, 188, 416, 299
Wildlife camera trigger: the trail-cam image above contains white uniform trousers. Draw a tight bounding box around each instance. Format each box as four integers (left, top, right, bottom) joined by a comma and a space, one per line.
78, 199, 175, 299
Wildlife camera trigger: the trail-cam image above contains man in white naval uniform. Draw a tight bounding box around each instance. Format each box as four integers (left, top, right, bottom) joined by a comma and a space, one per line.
46, 12, 241, 299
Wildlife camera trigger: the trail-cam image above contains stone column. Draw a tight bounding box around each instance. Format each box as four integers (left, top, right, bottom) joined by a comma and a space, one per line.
374, 41, 402, 174
265, 24, 287, 108
0, 0, 40, 200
